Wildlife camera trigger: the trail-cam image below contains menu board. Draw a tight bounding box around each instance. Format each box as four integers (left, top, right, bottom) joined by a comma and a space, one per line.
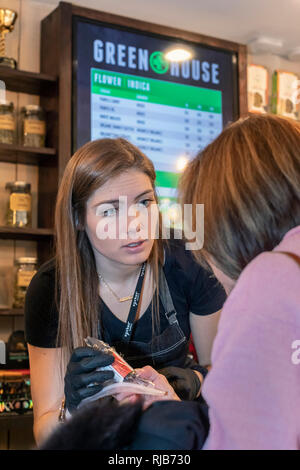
73, 18, 238, 215
91, 68, 222, 200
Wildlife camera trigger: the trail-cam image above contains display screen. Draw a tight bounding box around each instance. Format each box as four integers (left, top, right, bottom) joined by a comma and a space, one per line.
73, 17, 239, 220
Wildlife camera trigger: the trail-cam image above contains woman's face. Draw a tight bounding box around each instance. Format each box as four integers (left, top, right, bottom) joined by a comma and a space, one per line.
85, 169, 159, 266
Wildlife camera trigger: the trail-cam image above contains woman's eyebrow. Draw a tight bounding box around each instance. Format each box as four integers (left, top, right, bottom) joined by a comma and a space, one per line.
93, 189, 154, 207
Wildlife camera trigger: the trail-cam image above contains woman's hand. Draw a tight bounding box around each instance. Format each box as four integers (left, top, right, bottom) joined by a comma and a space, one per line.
113, 365, 181, 410
158, 366, 202, 400
64, 347, 115, 412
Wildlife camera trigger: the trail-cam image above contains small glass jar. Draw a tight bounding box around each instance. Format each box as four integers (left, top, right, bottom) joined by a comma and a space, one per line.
0, 101, 15, 144
13, 258, 37, 308
5, 181, 32, 228
21, 105, 46, 147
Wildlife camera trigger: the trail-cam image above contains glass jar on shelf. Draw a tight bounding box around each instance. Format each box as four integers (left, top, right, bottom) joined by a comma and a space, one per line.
0, 101, 15, 144
5, 181, 32, 228
13, 257, 37, 309
20, 105, 46, 147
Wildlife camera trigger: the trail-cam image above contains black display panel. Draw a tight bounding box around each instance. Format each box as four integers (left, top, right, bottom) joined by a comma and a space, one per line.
73, 17, 239, 213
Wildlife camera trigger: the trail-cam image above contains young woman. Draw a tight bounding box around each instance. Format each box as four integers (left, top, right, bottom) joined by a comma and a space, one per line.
25, 138, 226, 445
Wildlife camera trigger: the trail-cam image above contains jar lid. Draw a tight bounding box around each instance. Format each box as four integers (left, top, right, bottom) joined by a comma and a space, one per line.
0, 100, 13, 107
21, 105, 43, 112
5, 181, 31, 192
16, 257, 37, 265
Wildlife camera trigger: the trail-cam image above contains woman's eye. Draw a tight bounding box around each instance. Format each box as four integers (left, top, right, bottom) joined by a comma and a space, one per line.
138, 198, 154, 207
103, 207, 117, 217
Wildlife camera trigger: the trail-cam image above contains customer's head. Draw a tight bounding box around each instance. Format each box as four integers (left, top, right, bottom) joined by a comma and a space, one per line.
178, 114, 300, 293
39, 397, 209, 450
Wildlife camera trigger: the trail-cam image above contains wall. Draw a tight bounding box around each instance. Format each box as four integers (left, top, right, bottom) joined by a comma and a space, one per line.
1, 0, 300, 344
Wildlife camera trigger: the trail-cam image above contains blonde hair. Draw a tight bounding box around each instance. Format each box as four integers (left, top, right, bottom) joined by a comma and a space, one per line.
178, 114, 300, 280
54, 138, 168, 374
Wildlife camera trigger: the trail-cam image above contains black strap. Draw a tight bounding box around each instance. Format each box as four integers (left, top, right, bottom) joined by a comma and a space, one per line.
122, 263, 180, 342
97, 262, 179, 342
122, 262, 147, 343
158, 266, 179, 326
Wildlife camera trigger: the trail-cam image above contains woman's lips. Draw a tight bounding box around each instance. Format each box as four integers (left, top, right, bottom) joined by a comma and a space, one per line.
124, 239, 146, 247
122, 240, 146, 252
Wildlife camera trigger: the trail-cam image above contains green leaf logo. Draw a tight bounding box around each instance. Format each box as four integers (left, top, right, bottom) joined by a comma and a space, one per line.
149, 51, 169, 74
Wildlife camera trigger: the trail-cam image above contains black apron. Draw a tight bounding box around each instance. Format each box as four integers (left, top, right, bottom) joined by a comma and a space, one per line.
98, 263, 195, 370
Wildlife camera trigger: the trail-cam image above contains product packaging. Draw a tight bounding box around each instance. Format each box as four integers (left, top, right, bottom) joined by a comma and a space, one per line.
247, 64, 268, 113
272, 70, 300, 120
79, 337, 166, 407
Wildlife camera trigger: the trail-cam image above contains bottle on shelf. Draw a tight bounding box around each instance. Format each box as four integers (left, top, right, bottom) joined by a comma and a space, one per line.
5, 181, 32, 228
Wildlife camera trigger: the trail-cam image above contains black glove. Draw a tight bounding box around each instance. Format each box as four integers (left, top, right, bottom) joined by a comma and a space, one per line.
158, 366, 201, 401
64, 347, 115, 413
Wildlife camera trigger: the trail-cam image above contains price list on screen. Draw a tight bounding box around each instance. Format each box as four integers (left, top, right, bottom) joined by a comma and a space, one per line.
90, 68, 223, 201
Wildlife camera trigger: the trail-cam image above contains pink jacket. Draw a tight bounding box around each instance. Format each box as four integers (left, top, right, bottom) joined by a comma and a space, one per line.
202, 226, 300, 450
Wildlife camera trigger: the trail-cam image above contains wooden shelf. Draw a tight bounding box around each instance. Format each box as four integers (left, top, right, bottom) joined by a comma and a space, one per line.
0, 308, 24, 316
0, 66, 57, 95
0, 226, 54, 241
0, 143, 57, 165
0, 412, 33, 424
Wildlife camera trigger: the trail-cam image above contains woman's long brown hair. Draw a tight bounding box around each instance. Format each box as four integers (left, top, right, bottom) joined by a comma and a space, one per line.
178, 114, 300, 280
54, 138, 168, 375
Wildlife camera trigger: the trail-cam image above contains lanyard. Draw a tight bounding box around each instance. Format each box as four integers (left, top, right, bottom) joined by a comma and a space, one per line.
122, 262, 147, 343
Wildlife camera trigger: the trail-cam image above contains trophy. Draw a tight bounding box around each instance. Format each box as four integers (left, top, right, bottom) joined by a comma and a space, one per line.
0, 8, 18, 69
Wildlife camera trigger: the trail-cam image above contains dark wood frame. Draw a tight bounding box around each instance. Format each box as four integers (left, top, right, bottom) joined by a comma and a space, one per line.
38, 0, 248, 260
41, 1, 248, 182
